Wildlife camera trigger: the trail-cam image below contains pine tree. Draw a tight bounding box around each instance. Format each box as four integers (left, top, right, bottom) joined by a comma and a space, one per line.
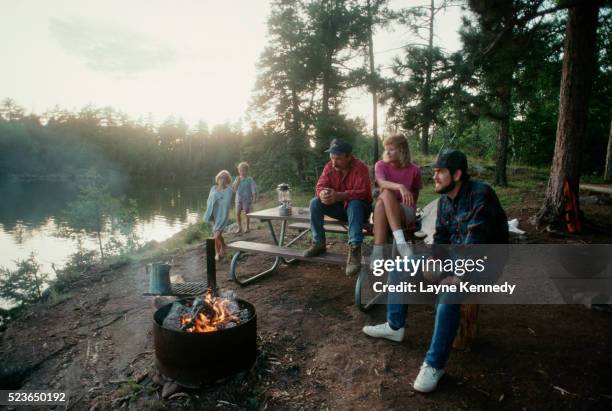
460, 0, 549, 186
536, 1, 601, 226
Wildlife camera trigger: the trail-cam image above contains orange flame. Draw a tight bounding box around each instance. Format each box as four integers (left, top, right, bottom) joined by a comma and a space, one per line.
180, 291, 240, 333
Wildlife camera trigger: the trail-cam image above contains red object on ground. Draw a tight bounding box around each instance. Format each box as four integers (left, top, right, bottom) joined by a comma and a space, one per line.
563, 178, 582, 233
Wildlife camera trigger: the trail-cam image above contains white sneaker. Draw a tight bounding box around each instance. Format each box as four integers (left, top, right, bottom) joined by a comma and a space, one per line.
413, 362, 444, 393
362, 322, 405, 342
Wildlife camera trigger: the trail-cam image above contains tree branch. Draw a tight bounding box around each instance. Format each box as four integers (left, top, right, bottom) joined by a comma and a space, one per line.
480, 0, 595, 57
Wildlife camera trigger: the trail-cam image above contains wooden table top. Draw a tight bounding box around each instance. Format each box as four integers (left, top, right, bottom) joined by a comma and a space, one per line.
247, 206, 344, 223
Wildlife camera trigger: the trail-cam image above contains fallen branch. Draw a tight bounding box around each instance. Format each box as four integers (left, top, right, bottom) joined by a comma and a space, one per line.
553, 385, 577, 397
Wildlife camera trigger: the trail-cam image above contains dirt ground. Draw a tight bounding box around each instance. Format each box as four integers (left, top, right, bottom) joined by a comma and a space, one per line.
1, 198, 611, 410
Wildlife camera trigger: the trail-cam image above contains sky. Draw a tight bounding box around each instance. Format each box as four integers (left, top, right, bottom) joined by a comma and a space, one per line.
0, 0, 462, 131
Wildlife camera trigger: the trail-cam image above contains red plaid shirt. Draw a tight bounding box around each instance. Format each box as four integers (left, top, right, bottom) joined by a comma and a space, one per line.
315, 157, 372, 207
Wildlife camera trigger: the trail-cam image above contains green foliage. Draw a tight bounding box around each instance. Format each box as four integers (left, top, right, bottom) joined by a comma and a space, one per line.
241, 128, 314, 190
384, 46, 452, 140
46, 289, 72, 306
582, 9, 612, 173
451, 119, 498, 159
0, 101, 242, 184
1, 1, 611, 190
116, 379, 144, 400
57, 175, 140, 262
146, 222, 213, 255
183, 222, 212, 245
52, 247, 99, 291
0, 253, 48, 305
248, 0, 383, 186
242, 114, 374, 191
511, 13, 565, 166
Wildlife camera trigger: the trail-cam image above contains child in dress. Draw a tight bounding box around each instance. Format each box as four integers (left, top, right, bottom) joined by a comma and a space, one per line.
203, 170, 233, 260
232, 162, 257, 233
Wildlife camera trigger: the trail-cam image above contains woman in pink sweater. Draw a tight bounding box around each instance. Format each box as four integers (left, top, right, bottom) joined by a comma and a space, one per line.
372, 134, 422, 261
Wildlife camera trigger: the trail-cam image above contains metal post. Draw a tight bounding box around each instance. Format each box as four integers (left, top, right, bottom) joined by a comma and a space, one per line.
206, 238, 217, 292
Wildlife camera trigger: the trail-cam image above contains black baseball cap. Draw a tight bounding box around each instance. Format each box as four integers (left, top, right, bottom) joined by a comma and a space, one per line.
433, 149, 468, 174
324, 138, 352, 155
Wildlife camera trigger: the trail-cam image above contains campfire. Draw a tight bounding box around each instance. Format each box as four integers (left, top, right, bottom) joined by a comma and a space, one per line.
153, 290, 257, 386
179, 290, 249, 333
161, 290, 251, 333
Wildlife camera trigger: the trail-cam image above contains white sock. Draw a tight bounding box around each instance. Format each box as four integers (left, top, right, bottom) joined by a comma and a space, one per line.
370, 244, 385, 269
392, 230, 413, 258
396, 242, 413, 258
372, 244, 385, 260
392, 229, 407, 244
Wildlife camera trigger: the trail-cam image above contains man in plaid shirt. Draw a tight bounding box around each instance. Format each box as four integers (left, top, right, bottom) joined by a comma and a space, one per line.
363, 149, 508, 393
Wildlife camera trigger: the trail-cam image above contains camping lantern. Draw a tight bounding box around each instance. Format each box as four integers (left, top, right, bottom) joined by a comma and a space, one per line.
277, 183, 292, 216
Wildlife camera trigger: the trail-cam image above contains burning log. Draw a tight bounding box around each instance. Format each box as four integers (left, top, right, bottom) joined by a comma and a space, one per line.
162, 302, 192, 331
178, 290, 245, 333
181, 296, 215, 327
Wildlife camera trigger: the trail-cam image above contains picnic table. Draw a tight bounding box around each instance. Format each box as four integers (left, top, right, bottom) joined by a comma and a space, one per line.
227, 206, 379, 311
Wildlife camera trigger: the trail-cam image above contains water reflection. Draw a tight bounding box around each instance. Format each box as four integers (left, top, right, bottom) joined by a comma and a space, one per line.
0, 180, 79, 232
0, 181, 209, 272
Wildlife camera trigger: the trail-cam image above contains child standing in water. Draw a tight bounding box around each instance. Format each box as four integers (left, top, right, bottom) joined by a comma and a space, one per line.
232, 162, 257, 233
203, 170, 233, 260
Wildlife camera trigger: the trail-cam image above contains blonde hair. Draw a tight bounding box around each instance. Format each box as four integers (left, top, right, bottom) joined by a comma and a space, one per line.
215, 170, 231, 187
383, 134, 411, 167
237, 162, 249, 171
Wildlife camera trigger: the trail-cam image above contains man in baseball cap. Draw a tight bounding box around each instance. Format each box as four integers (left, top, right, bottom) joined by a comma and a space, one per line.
363, 148, 509, 394
432, 149, 469, 194
305, 138, 372, 277
324, 138, 353, 155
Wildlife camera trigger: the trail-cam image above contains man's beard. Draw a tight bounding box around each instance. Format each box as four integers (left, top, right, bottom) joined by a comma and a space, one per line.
435, 179, 456, 194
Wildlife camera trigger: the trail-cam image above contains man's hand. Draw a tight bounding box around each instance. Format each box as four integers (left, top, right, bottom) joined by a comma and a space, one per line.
319, 188, 337, 205
398, 184, 414, 207
439, 275, 460, 286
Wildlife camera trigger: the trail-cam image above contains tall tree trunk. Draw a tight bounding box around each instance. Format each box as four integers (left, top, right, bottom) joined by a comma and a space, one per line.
605, 118, 612, 182
97, 229, 105, 263
421, 0, 435, 156
495, 82, 511, 186
536, 3, 600, 226
322, 59, 331, 119
291, 88, 306, 181
319, 48, 334, 152
367, 0, 379, 162
322, 0, 333, 121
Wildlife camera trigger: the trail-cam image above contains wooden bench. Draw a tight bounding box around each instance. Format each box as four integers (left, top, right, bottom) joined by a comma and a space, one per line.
287, 222, 373, 235
228, 240, 369, 266
289, 222, 427, 242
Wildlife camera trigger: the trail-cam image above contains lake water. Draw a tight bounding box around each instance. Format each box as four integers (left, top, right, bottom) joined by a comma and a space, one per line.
0, 180, 209, 277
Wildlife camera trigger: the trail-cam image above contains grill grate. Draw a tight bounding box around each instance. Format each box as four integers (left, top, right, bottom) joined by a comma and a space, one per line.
143, 281, 208, 297
145, 239, 217, 297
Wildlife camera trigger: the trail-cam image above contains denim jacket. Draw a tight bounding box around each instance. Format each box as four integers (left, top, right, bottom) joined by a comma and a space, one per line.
433, 180, 509, 245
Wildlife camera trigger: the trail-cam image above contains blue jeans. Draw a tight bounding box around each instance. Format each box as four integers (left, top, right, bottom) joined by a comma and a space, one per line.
309, 197, 371, 246
387, 262, 461, 370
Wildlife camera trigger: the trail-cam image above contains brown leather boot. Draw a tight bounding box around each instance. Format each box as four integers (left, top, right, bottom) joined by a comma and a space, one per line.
304, 242, 326, 257
345, 244, 362, 276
